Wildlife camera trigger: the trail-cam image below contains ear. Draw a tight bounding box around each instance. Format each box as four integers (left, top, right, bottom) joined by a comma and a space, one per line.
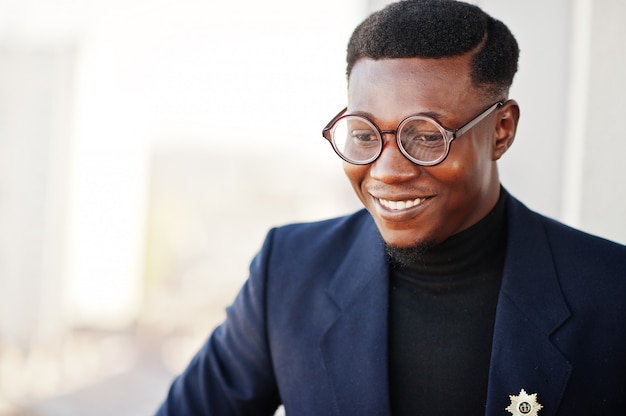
492, 99, 520, 161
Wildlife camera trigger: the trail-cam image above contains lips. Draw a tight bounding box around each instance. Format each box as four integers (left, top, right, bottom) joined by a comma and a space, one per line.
377, 197, 425, 211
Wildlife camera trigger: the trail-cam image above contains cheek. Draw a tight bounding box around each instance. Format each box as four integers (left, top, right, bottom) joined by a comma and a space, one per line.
430, 140, 488, 189
343, 163, 367, 192
344, 162, 362, 179
431, 156, 475, 183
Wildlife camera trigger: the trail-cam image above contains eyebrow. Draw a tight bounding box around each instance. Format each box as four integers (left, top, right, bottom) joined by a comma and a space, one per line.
420, 110, 446, 119
349, 109, 453, 127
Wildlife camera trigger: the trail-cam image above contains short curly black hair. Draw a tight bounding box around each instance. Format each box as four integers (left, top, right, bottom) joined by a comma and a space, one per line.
347, 0, 519, 98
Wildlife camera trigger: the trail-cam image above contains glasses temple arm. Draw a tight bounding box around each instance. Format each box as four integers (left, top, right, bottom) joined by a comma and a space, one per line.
453, 101, 503, 138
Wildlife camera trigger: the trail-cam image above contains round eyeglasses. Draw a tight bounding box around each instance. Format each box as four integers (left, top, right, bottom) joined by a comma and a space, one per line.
322, 101, 503, 166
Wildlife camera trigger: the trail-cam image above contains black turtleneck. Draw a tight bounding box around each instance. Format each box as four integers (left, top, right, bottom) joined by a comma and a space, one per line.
388, 189, 508, 415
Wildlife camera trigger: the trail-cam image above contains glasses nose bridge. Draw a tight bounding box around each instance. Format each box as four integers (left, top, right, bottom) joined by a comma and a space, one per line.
379, 129, 398, 138
375, 128, 412, 165
378, 127, 409, 158
378, 129, 400, 153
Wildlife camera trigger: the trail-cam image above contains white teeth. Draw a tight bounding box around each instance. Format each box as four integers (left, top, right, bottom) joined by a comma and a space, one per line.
378, 197, 423, 210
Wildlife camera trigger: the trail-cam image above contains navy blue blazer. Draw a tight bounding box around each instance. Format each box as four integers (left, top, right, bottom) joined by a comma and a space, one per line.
156, 195, 626, 415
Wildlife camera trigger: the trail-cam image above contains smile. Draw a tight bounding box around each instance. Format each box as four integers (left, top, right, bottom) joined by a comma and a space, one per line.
377, 197, 425, 211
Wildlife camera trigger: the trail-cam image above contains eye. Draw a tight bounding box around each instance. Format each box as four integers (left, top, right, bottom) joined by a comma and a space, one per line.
419, 133, 443, 142
350, 129, 379, 146
400, 123, 444, 146
402, 128, 443, 142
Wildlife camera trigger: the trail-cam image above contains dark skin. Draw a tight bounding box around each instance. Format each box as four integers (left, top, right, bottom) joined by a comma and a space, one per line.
344, 54, 520, 249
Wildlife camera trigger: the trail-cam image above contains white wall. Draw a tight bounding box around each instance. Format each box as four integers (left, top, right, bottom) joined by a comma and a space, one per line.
578, 0, 626, 243
0, 43, 75, 346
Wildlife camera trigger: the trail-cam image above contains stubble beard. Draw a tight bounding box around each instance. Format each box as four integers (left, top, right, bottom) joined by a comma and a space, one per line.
384, 239, 435, 269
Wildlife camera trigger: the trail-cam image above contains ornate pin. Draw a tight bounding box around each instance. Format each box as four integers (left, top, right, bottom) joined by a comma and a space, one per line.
505, 389, 543, 416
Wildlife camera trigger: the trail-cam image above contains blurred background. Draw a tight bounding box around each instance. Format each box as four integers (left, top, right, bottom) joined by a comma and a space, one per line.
0, 0, 624, 414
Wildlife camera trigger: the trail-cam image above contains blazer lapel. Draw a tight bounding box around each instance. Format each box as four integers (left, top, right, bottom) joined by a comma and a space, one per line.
486, 198, 572, 415
320, 217, 392, 416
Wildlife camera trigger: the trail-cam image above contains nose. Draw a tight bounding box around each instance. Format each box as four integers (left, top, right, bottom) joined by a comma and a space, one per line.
369, 134, 420, 183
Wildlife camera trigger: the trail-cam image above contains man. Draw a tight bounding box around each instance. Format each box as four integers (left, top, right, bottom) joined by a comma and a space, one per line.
156, 1, 626, 415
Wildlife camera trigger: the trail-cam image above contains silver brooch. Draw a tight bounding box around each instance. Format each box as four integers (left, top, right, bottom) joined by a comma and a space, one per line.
505, 389, 543, 416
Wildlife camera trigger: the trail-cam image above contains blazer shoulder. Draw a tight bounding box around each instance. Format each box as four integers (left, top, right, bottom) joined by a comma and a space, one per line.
507, 195, 626, 303
507, 194, 626, 261
533, 209, 626, 266
255, 209, 382, 302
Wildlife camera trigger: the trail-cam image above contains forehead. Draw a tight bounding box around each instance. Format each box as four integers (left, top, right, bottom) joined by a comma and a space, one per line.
347, 56, 479, 123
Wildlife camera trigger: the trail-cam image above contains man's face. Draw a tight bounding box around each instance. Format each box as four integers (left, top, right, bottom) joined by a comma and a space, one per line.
344, 55, 508, 249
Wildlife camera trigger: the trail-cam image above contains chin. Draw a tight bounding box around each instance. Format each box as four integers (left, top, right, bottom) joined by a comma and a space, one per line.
380, 228, 435, 249
384, 239, 435, 268
383, 235, 435, 251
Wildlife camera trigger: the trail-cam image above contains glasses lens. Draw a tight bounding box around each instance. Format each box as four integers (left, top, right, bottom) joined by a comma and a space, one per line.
398, 118, 447, 164
331, 116, 381, 163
